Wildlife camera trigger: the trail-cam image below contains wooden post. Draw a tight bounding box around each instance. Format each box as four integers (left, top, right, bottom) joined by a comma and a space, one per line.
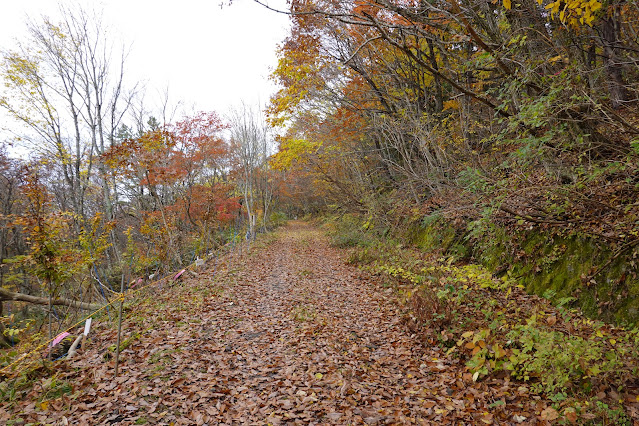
114, 274, 125, 377
230, 227, 236, 268
48, 282, 52, 361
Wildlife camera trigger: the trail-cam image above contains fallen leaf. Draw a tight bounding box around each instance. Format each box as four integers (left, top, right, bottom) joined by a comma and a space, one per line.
540, 407, 559, 421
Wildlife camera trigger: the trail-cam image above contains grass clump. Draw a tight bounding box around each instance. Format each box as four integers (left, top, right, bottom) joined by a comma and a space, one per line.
291, 304, 317, 322
325, 214, 374, 248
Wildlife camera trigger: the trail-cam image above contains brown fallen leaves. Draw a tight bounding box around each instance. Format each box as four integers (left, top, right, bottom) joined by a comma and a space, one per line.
0, 223, 611, 424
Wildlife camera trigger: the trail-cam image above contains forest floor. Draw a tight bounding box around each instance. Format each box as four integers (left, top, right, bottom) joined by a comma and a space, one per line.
0, 222, 635, 424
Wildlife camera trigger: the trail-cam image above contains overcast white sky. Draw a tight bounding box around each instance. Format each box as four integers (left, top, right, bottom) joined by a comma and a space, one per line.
0, 0, 290, 122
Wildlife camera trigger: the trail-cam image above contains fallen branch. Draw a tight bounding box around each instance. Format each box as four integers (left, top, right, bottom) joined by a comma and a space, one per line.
66, 335, 83, 359
589, 238, 639, 280
499, 205, 575, 226
0, 288, 101, 311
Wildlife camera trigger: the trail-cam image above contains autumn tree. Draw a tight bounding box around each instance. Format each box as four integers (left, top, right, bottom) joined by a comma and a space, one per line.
104, 111, 239, 273
270, 0, 639, 224
0, 5, 133, 237
229, 104, 275, 238
0, 148, 25, 348
0, 7, 255, 351
1, 164, 102, 347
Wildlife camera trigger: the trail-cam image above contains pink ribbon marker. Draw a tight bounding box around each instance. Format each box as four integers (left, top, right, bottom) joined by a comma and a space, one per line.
48, 331, 71, 350
174, 269, 186, 280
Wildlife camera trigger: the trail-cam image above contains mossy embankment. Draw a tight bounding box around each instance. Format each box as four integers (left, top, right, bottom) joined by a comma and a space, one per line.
406, 216, 639, 326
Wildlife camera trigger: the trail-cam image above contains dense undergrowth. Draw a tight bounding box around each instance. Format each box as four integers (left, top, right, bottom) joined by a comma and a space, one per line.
325, 214, 639, 424
0, 215, 289, 399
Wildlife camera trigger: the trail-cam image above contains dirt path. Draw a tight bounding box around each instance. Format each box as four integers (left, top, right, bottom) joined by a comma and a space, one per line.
196, 223, 460, 424
2, 222, 528, 424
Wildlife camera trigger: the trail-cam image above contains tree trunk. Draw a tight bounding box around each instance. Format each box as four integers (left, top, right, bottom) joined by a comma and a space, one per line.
0, 301, 12, 348
0, 288, 101, 311
601, 11, 628, 109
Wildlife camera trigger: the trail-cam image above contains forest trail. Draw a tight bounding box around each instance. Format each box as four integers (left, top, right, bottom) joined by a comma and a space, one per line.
3, 222, 541, 424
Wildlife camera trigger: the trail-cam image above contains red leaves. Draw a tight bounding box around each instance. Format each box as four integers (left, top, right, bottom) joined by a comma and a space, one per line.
171, 183, 240, 225
100, 111, 239, 269
104, 111, 227, 189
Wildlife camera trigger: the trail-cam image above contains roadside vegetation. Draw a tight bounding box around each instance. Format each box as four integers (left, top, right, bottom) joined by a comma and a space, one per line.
326, 213, 639, 423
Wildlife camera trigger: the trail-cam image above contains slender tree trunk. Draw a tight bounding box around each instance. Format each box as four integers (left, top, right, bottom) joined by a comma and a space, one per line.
426, 39, 443, 113
602, 11, 628, 109
48, 283, 52, 360
0, 301, 12, 348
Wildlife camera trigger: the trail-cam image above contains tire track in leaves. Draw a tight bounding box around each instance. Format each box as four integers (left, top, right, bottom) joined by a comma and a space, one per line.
2, 222, 540, 425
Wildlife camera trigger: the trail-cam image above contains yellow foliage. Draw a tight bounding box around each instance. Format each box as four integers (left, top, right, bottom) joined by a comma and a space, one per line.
540, 0, 602, 27
270, 138, 321, 171
443, 99, 460, 111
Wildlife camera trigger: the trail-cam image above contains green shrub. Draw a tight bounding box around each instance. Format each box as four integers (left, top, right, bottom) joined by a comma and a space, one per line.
505, 323, 623, 394
269, 211, 288, 227
327, 214, 373, 248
